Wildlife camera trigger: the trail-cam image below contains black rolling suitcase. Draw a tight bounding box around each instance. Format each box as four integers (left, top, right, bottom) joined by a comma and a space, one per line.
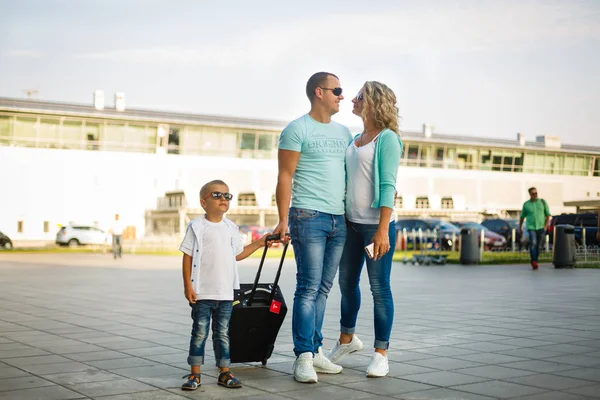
229, 234, 289, 365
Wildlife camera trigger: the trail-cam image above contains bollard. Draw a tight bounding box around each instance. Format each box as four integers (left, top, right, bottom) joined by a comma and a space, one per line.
553, 224, 576, 268
451, 232, 456, 252
511, 228, 516, 252
460, 227, 481, 264
402, 228, 407, 251
583, 228, 587, 256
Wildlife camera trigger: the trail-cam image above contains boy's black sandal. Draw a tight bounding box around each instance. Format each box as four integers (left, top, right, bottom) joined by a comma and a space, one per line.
218, 371, 242, 388
181, 374, 201, 390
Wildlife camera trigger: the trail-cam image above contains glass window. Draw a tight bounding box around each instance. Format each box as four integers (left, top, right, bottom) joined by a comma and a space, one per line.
456, 148, 476, 169
445, 147, 457, 168
544, 154, 556, 174
514, 152, 524, 172
0, 115, 12, 144
168, 127, 180, 154
240, 133, 256, 150
420, 145, 431, 167
594, 158, 599, 177
43, 221, 49, 233
17, 221, 23, 233
238, 193, 257, 206
441, 197, 454, 209
480, 150, 492, 170
257, 134, 273, 151
406, 144, 419, 166
85, 122, 101, 150
38, 118, 60, 145
523, 153, 535, 173
394, 196, 403, 208
563, 155, 575, 175
14, 116, 37, 146
415, 196, 430, 209
181, 126, 203, 155
573, 156, 587, 176
105, 123, 125, 151
62, 120, 83, 149
125, 124, 154, 153
432, 147, 444, 168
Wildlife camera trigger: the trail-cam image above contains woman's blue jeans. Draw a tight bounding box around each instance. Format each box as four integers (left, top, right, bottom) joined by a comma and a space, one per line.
288, 207, 347, 356
338, 221, 396, 350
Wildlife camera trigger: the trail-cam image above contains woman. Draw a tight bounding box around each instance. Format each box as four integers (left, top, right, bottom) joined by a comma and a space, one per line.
327, 81, 403, 377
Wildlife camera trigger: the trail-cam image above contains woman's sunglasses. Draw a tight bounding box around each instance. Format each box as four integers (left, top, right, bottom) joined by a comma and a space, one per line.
319, 87, 343, 96
355, 92, 363, 101
203, 191, 233, 201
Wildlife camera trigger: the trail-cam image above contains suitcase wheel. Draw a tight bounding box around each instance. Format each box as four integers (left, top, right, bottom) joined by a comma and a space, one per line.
261, 359, 267, 366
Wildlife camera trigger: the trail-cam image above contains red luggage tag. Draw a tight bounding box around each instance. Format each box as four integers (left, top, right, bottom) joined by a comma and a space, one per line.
269, 300, 281, 314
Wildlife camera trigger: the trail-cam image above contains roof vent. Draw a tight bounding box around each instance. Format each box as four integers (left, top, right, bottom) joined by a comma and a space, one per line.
423, 123, 434, 138
535, 135, 561, 149
115, 92, 125, 112
93, 90, 104, 110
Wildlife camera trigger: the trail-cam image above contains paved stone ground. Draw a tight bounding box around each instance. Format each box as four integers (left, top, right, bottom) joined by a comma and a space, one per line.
1, 253, 600, 400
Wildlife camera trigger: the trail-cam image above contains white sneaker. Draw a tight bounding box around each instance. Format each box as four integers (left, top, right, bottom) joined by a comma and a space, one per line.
366, 352, 389, 377
327, 334, 364, 363
313, 347, 342, 374
293, 352, 318, 383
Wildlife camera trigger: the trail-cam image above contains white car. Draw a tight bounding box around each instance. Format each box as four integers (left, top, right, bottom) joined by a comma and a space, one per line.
56, 225, 110, 247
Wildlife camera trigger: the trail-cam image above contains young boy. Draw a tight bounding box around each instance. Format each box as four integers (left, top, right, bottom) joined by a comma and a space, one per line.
180, 179, 271, 391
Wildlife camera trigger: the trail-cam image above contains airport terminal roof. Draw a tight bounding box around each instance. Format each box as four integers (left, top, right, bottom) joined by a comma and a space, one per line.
1, 96, 599, 155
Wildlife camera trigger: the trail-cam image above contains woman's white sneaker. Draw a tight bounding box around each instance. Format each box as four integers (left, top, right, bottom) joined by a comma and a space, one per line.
313, 347, 342, 374
293, 352, 318, 383
327, 334, 364, 364
366, 352, 389, 377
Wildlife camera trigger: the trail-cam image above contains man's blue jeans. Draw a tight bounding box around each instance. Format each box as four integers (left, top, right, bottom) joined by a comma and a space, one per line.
187, 300, 232, 367
288, 207, 347, 356
338, 221, 396, 350
529, 229, 546, 263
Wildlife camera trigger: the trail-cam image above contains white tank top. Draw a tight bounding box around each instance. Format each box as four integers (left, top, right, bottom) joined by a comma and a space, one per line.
345, 136, 396, 224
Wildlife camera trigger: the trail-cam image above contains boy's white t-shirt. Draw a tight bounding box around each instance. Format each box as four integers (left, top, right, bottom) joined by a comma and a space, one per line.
179, 217, 244, 301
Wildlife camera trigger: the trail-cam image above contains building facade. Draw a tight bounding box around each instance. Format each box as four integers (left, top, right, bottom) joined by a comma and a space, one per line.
1, 97, 599, 240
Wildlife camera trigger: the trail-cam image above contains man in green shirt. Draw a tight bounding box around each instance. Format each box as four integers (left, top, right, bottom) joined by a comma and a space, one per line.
519, 187, 551, 270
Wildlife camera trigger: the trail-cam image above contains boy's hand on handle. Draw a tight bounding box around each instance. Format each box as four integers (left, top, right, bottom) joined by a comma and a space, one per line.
260, 233, 276, 248
184, 285, 196, 304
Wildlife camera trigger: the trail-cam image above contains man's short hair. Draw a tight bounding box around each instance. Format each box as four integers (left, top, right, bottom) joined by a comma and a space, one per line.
528, 187, 537, 194
200, 179, 228, 198
306, 72, 338, 103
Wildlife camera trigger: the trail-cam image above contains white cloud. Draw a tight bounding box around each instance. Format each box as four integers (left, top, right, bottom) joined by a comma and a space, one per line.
6, 49, 42, 58
73, 1, 599, 68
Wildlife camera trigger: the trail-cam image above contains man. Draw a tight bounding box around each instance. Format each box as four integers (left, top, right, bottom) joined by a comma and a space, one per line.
109, 214, 124, 259
273, 72, 353, 383
519, 187, 551, 270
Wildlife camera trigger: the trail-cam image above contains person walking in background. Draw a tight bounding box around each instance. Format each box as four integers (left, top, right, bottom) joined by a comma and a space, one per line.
273, 72, 354, 383
109, 214, 124, 259
519, 187, 551, 270
327, 82, 403, 378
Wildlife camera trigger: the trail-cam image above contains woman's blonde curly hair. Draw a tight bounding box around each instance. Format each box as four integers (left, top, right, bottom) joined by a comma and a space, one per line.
360, 81, 401, 137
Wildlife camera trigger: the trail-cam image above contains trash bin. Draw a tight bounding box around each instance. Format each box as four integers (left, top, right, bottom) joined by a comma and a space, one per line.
460, 227, 480, 265
553, 224, 576, 268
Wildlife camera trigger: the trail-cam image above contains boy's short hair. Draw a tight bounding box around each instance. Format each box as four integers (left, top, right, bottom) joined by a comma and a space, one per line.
306, 72, 338, 103
200, 179, 228, 198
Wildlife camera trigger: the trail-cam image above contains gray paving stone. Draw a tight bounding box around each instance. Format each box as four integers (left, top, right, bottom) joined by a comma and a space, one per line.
0, 376, 55, 392
452, 380, 547, 398
0, 366, 29, 379
509, 392, 597, 400
456, 352, 528, 365
455, 365, 538, 379
65, 350, 131, 362
553, 368, 600, 382
87, 357, 159, 370
504, 373, 599, 390
565, 383, 600, 398
341, 377, 436, 396
402, 370, 492, 387
542, 355, 600, 367
42, 370, 130, 385
398, 387, 497, 399
2, 354, 74, 367
66, 377, 155, 397
408, 357, 485, 371
500, 360, 583, 373
90, 390, 188, 399
0, 385, 84, 400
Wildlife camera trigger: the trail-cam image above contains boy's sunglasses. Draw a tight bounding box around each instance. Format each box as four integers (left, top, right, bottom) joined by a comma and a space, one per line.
203, 191, 233, 201
319, 87, 343, 96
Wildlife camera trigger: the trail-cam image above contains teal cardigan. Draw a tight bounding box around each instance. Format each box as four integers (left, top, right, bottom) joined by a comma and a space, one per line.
351, 128, 403, 210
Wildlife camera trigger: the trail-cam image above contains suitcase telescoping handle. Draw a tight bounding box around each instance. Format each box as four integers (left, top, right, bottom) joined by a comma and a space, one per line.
247, 233, 291, 307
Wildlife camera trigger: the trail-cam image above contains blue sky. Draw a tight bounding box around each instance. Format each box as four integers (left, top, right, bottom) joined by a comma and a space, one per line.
1, 0, 599, 145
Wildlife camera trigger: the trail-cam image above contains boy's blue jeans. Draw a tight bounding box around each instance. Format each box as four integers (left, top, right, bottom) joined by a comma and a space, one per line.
338, 221, 396, 350
187, 300, 232, 367
288, 207, 347, 357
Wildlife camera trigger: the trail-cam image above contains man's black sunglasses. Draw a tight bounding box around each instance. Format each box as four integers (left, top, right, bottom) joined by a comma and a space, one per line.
203, 191, 233, 201
319, 87, 343, 96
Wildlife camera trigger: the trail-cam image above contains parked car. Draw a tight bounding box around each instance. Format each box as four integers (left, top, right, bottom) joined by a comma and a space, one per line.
395, 218, 461, 250
0, 231, 13, 250
481, 218, 522, 245
452, 222, 508, 250
238, 225, 278, 247
56, 225, 110, 247
549, 213, 599, 246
